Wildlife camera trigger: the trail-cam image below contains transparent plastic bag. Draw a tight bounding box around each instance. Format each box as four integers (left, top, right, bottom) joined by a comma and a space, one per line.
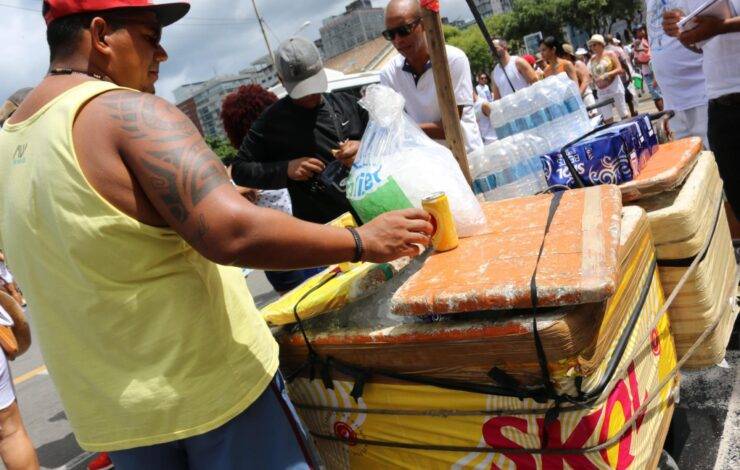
346, 85, 486, 237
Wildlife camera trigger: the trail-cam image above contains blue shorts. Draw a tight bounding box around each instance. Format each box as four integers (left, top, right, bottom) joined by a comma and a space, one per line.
109, 374, 321, 470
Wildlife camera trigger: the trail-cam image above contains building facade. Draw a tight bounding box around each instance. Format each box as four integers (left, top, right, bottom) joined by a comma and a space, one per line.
319, 0, 385, 59
173, 55, 280, 139
473, 0, 513, 17
174, 74, 256, 139
175, 96, 203, 135
238, 55, 279, 89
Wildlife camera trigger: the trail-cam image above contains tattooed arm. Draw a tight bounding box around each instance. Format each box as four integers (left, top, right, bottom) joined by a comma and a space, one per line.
100, 91, 431, 268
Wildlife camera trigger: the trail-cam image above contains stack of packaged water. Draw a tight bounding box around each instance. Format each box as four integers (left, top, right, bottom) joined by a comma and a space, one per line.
489, 73, 592, 152
469, 134, 550, 202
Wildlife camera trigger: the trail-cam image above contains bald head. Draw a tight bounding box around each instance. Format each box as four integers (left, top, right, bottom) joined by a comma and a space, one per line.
384, 0, 427, 62
385, 0, 421, 20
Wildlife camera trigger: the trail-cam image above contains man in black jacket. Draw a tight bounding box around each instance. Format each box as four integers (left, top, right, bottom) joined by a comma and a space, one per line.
231, 37, 368, 224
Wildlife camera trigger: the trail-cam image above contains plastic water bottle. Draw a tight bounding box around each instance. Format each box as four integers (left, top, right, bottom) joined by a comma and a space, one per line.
558, 73, 591, 137
528, 84, 557, 150
490, 96, 512, 140
472, 136, 549, 202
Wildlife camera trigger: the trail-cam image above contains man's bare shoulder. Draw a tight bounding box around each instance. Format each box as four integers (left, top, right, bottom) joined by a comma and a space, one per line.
89, 90, 193, 141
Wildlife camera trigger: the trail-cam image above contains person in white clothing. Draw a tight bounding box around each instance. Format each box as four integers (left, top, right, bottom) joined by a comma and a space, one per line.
380, 0, 483, 154
564, 44, 597, 110
588, 34, 630, 124
645, 0, 708, 145
475, 72, 493, 102
0, 291, 37, 469
490, 38, 539, 99
663, 0, 740, 236
474, 98, 497, 145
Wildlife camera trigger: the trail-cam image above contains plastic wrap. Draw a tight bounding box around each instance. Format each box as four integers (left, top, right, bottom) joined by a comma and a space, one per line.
347, 85, 486, 237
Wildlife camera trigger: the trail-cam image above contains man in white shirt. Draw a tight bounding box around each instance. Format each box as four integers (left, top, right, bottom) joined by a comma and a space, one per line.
380, 0, 483, 154
664, 0, 740, 234
490, 39, 539, 98
645, 0, 708, 145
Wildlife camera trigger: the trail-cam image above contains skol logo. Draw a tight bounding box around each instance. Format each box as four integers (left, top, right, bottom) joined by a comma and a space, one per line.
481, 362, 646, 470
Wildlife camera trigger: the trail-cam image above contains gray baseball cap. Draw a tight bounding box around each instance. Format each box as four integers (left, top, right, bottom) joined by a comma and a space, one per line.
275, 37, 327, 100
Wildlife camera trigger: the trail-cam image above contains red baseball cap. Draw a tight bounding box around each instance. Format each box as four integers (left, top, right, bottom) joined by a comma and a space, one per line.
43, 0, 191, 26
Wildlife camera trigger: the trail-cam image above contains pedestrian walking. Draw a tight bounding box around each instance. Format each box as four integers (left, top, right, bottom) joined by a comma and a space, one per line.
588, 34, 630, 123
565, 45, 597, 110
539, 36, 579, 84
490, 39, 539, 98
0, 291, 37, 470
475, 72, 493, 102
633, 24, 665, 111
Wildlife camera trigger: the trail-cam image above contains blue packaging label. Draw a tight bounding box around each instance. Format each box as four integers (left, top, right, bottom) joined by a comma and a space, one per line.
541, 131, 637, 189
515, 117, 531, 132
564, 96, 581, 113
495, 123, 513, 139
530, 109, 547, 128
545, 104, 565, 120
473, 158, 543, 194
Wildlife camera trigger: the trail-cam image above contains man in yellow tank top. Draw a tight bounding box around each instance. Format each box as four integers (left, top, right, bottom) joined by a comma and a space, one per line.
0, 1, 432, 468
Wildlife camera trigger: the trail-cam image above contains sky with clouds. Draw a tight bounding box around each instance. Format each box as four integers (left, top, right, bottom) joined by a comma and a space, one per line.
0, 0, 474, 103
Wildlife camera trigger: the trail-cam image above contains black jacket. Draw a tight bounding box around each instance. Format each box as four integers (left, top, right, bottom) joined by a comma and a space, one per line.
230, 92, 368, 224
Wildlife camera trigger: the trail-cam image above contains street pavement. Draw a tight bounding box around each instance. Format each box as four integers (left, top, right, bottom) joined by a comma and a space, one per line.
5, 94, 737, 470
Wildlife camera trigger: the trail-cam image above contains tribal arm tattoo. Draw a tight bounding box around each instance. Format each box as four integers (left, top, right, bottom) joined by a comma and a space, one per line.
99, 91, 230, 244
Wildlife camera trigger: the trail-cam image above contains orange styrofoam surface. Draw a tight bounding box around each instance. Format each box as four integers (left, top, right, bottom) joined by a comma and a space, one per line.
391, 185, 623, 315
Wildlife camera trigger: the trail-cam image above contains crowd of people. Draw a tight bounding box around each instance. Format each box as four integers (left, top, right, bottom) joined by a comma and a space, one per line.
0, 0, 736, 469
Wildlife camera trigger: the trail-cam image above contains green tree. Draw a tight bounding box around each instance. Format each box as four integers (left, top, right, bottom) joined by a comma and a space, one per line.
507, 0, 565, 40
558, 0, 609, 36
205, 136, 237, 162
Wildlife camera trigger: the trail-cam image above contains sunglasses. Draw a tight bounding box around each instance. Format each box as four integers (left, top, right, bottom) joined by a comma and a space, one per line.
382, 18, 421, 41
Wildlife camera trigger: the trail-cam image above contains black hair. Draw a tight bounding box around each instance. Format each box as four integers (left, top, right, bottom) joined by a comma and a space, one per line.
45, 8, 129, 62
539, 36, 563, 56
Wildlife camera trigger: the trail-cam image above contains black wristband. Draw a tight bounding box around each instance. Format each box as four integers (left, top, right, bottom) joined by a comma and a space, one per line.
347, 227, 363, 263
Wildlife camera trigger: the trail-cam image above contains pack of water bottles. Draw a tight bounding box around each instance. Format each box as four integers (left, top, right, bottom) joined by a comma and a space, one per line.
489, 73, 592, 151
468, 134, 550, 202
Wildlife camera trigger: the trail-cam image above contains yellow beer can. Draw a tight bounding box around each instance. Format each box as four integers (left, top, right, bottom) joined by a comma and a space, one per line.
422, 192, 459, 252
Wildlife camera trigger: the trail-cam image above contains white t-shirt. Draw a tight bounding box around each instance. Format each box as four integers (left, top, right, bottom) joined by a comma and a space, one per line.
0, 349, 15, 410
475, 84, 493, 102
0, 261, 12, 284
646, 0, 708, 111
686, 0, 740, 99
474, 98, 497, 145
380, 45, 484, 154
256, 189, 292, 214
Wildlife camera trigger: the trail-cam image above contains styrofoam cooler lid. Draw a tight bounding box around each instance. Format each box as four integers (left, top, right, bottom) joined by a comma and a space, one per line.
390, 185, 623, 315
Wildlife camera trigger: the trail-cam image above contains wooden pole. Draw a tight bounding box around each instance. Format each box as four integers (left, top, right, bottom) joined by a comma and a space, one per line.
420, 2, 473, 185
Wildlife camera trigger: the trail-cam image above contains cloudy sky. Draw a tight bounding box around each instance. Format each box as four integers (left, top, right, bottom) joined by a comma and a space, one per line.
0, 0, 474, 103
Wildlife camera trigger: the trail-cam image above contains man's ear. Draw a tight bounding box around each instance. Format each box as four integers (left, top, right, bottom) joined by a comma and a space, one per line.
90, 17, 112, 56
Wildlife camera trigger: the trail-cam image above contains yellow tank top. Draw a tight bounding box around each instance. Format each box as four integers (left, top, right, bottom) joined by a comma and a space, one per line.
0, 81, 278, 451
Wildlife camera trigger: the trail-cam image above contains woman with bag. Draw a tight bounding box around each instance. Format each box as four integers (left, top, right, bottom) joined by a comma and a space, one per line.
588, 34, 630, 124
0, 291, 38, 469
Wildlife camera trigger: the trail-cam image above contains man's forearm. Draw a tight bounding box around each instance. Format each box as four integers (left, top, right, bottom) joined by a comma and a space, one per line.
226, 205, 357, 269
